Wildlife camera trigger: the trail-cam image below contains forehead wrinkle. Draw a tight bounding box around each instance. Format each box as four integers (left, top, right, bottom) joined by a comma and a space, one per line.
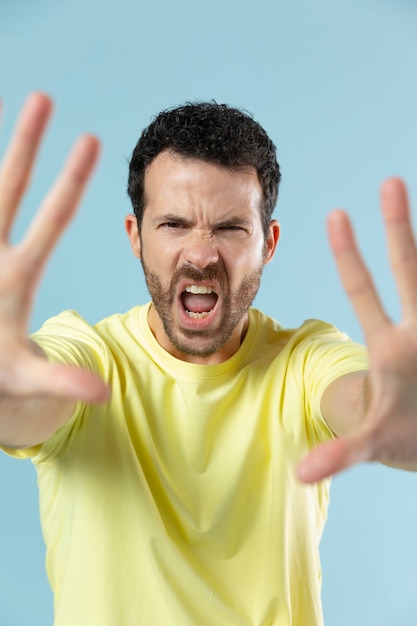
143, 151, 263, 227
152, 181, 261, 225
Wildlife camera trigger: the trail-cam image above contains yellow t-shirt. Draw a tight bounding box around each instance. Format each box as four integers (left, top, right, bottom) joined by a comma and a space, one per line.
5, 305, 368, 625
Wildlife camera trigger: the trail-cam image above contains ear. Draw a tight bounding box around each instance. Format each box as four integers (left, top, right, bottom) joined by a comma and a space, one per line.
264, 219, 280, 264
125, 214, 141, 258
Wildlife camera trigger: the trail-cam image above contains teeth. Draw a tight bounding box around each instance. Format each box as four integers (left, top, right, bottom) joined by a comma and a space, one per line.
186, 310, 213, 319
184, 285, 214, 294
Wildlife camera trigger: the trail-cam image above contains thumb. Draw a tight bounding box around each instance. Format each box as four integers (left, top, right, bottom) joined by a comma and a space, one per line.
45, 362, 111, 404
296, 433, 374, 484
19, 356, 111, 404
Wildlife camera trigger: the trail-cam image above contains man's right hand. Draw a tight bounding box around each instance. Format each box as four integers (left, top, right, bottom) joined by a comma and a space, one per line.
0, 93, 109, 448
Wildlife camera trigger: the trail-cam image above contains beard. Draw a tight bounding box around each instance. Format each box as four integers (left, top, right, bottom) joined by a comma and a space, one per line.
140, 258, 263, 358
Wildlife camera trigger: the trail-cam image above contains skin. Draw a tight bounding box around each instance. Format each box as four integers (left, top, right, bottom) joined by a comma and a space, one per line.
125, 151, 279, 365
0, 94, 107, 448
1, 93, 417, 485
298, 183, 417, 481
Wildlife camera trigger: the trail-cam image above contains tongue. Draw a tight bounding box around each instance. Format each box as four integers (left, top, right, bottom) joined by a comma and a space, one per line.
182, 292, 218, 313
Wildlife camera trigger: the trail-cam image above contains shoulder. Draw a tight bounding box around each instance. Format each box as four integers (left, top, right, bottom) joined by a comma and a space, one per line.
31, 305, 148, 370
248, 309, 367, 378
33, 304, 147, 340
249, 308, 356, 353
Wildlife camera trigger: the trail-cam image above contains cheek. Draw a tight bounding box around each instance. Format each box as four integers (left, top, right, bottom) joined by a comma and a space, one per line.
225, 241, 266, 270
222, 253, 264, 291
142, 238, 178, 272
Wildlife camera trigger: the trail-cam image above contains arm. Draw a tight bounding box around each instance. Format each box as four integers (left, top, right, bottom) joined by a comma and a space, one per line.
298, 179, 417, 483
321, 370, 369, 438
0, 340, 76, 449
0, 93, 109, 448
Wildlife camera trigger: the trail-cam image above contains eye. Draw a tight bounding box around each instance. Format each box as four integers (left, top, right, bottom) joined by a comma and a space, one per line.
218, 224, 246, 232
161, 221, 186, 229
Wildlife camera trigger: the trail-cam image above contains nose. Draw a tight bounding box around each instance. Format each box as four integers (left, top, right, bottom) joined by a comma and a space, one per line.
182, 233, 219, 269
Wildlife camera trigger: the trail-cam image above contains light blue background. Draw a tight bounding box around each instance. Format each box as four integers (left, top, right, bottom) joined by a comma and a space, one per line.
1, 0, 417, 624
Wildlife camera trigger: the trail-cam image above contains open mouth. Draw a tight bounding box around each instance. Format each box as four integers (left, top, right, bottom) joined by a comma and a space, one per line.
180, 285, 219, 319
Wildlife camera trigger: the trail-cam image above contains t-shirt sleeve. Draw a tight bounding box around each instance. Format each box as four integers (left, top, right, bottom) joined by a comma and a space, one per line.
0, 310, 110, 461
290, 319, 369, 444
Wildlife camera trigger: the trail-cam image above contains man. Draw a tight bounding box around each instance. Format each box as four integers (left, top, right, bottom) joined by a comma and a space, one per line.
1, 93, 417, 625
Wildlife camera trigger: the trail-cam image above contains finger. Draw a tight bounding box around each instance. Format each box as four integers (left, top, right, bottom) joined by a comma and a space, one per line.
19, 355, 110, 404
380, 178, 417, 317
328, 210, 390, 337
296, 433, 373, 483
0, 93, 53, 240
21, 134, 100, 272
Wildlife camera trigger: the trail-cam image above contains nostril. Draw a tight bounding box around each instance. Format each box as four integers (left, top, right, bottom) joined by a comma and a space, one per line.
184, 255, 219, 269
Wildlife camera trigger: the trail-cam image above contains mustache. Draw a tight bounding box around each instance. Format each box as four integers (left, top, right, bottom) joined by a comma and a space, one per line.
172, 264, 226, 286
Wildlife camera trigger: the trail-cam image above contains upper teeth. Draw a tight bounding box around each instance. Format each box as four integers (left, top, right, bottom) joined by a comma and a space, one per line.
184, 285, 214, 294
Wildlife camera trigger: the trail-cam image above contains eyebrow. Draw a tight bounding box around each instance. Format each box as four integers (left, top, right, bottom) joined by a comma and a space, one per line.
214, 217, 253, 228
154, 214, 191, 225
153, 214, 253, 228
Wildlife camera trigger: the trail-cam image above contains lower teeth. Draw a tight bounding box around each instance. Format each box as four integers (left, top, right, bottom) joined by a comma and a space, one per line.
186, 310, 213, 319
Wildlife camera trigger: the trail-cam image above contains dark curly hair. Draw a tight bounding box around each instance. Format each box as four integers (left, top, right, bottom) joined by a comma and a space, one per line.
127, 102, 281, 238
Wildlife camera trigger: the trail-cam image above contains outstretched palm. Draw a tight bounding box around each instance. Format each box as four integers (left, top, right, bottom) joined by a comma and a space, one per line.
298, 179, 417, 482
0, 93, 108, 403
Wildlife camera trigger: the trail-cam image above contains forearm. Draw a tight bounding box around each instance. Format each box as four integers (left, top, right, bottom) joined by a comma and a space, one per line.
321, 370, 369, 438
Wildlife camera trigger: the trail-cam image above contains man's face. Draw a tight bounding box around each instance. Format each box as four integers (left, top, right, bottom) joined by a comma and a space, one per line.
125, 151, 279, 364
